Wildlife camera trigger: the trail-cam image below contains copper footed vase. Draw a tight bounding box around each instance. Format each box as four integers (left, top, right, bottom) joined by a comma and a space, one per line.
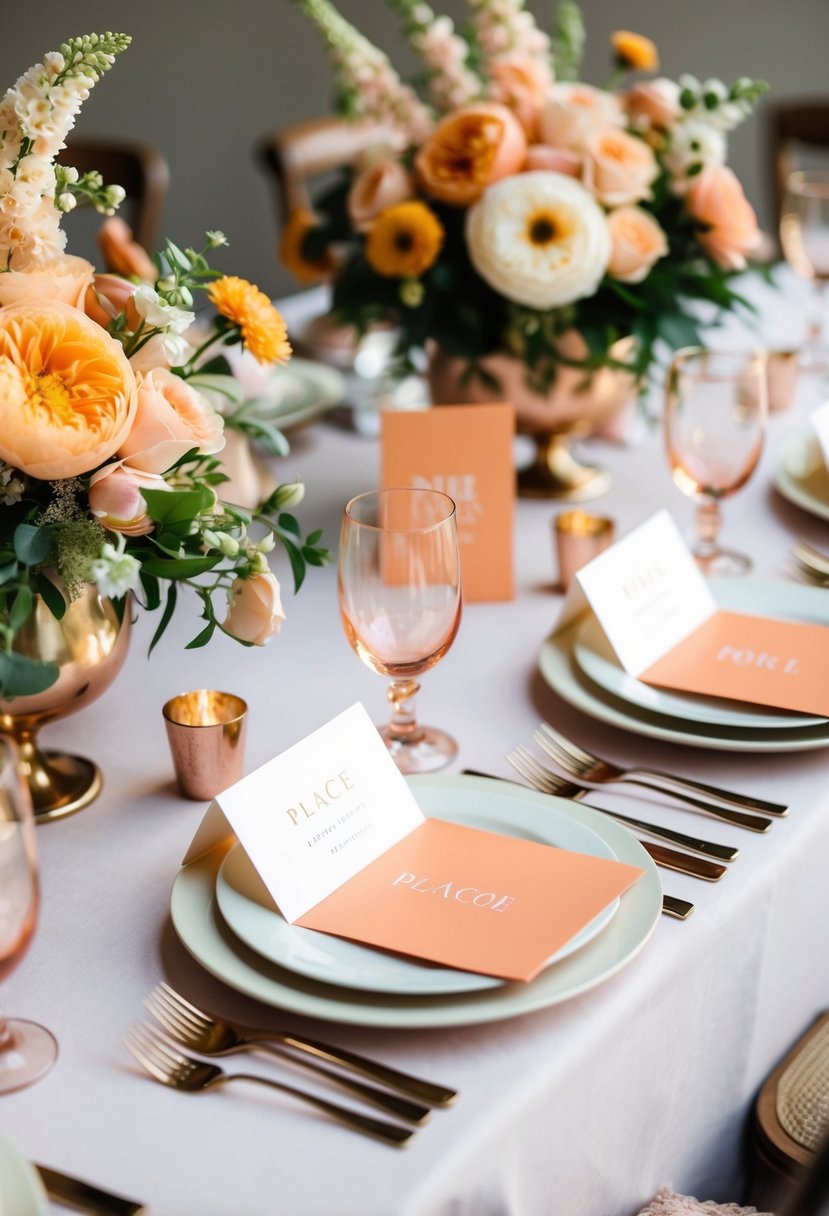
0, 585, 131, 823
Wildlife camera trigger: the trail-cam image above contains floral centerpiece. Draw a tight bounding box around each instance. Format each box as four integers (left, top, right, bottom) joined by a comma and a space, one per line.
0, 33, 329, 700
285, 0, 767, 396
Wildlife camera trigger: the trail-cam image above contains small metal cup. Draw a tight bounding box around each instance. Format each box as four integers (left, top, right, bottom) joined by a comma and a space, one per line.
554, 510, 615, 591
162, 690, 248, 800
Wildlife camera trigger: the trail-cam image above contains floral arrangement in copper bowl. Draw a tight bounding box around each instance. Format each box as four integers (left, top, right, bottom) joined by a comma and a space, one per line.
0, 33, 329, 701
285, 0, 768, 397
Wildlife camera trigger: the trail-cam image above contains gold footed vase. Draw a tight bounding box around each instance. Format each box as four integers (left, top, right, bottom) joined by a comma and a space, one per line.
0, 585, 131, 823
427, 335, 638, 500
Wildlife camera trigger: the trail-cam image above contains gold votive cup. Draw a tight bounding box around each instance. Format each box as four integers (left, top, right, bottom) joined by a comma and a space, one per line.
162, 690, 248, 801
554, 510, 615, 591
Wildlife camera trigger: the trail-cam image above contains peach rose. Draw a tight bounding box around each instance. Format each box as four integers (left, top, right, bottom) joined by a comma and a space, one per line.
488, 53, 553, 138
539, 84, 623, 152
625, 78, 681, 132
415, 102, 527, 206
223, 571, 285, 645
583, 127, 659, 206
0, 301, 137, 479
348, 160, 414, 233
0, 254, 94, 309
118, 367, 225, 474
84, 273, 139, 329
523, 145, 582, 177
686, 165, 761, 271
88, 463, 169, 536
96, 217, 157, 282
607, 206, 668, 283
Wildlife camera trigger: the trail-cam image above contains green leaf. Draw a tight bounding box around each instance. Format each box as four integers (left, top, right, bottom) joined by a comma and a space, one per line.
0, 651, 59, 698
138, 571, 161, 612
279, 513, 301, 537
13, 523, 52, 567
185, 619, 217, 649
141, 487, 212, 526
280, 536, 306, 593
35, 572, 66, 619
138, 554, 220, 579
306, 529, 323, 547
9, 585, 33, 632
0, 561, 19, 588
148, 582, 178, 655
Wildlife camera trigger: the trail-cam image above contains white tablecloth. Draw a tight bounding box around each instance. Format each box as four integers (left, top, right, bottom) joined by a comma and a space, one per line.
5, 276, 829, 1216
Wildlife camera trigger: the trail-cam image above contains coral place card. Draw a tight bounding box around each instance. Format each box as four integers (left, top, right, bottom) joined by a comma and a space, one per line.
381, 403, 515, 602
557, 510, 829, 716
183, 703, 642, 982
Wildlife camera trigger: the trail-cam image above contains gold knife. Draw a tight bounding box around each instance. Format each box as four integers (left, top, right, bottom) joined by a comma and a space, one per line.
34, 1164, 146, 1215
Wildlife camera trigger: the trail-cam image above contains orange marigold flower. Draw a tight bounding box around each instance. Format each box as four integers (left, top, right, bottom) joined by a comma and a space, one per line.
0, 301, 138, 480
279, 209, 335, 285
365, 202, 444, 279
208, 276, 292, 365
611, 30, 659, 72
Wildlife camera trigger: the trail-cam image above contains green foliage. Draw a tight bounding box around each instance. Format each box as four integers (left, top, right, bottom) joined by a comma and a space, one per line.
551, 1, 585, 82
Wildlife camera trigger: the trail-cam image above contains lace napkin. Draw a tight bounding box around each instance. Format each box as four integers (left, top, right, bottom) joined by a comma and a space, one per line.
635, 1188, 775, 1216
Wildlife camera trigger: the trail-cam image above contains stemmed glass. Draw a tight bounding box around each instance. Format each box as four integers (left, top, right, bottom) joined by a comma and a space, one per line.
338, 488, 462, 773
0, 737, 57, 1093
780, 169, 829, 351
665, 347, 767, 576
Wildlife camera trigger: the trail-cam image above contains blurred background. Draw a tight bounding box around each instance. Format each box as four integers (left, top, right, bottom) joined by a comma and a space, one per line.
2, 0, 828, 298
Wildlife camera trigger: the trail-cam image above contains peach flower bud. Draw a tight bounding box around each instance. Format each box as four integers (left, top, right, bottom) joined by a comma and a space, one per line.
119, 367, 225, 474
686, 164, 761, 271
607, 206, 668, 283
488, 53, 552, 139
625, 78, 681, 131
539, 84, 623, 153
523, 145, 582, 177
348, 160, 414, 233
583, 127, 659, 207
84, 273, 139, 328
88, 463, 168, 536
415, 102, 527, 206
223, 571, 285, 645
0, 253, 94, 309
97, 216, 158, 282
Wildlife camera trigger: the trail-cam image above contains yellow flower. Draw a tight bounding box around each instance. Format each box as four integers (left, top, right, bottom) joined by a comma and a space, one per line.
0, 301, 137, 480
611, 30, 659, 72
279, 209, 335, 284
365, 202, 444, 279
207, 276, 292, 365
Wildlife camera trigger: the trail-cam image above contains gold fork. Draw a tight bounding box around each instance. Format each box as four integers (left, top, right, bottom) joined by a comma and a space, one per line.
124, 1023, 415, 1148
145, 984, 431, 1124
145, 981, 457, 1108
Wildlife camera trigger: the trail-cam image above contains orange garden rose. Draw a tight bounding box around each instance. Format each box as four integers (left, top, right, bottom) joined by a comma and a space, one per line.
415, 102, 527, 206
84, 273, 139, 328
487, 54, 552, 139
607, 206, 669, 283
611, 30, 659, 72
583, 127, 659, 207
223, 571, 286, 645
118, 367, 225, 474
0, 301, 137, 479
96, 217, 157, 282
524, 146, 583, 177
540, 85, 623, 153
0, 254, 94, 309
686, 164, 761, 270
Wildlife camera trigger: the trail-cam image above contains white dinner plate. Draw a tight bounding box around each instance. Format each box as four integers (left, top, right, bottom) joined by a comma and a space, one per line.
573, 580, 826, 730
774, 430, 829, 523
540, 580, 829, 752
0, 1135, 48, 1216
214, 780, 620, 996
170, 776, 661, 1030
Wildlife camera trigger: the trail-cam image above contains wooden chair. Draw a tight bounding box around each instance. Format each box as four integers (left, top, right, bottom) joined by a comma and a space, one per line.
59, 137, 169, 252
256, 115, 398, 227
768, 98, 829, 224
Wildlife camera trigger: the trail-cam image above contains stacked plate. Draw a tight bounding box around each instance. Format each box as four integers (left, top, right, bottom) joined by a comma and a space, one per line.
540, 578, 829, 752
171, 775, 662, 1030
774, 430, 829, 522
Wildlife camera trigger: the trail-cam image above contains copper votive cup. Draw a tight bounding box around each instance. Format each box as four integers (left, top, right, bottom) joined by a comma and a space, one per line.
766, 350, 799, 413
554, 510, 615, 591
162, 690, 248, 800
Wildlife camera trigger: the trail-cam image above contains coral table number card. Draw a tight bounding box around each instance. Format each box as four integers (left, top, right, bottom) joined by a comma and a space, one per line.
557, 510, 829, 716
381, 403, 515, 602
183, 704, 642, 983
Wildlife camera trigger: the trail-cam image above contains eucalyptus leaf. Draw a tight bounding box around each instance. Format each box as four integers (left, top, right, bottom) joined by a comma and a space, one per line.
0, 651, 59, 698
13, 523, 52, 567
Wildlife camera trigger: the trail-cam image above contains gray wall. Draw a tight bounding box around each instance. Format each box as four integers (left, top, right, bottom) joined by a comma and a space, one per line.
2, 1, 828, 299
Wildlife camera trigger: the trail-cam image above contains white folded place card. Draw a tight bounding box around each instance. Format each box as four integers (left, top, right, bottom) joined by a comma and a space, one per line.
556, 509, 829, 716
183, 703, 642, 982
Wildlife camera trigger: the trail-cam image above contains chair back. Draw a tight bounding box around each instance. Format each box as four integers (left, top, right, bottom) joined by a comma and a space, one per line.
768, 98, 829, 223
59, 137, 169, 251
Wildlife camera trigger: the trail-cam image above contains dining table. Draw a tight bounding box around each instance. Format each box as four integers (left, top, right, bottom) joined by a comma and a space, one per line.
4, 268, 829, 1216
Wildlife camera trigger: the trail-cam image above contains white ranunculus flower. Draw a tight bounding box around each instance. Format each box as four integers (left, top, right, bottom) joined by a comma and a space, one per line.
465, 171, 611, 311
